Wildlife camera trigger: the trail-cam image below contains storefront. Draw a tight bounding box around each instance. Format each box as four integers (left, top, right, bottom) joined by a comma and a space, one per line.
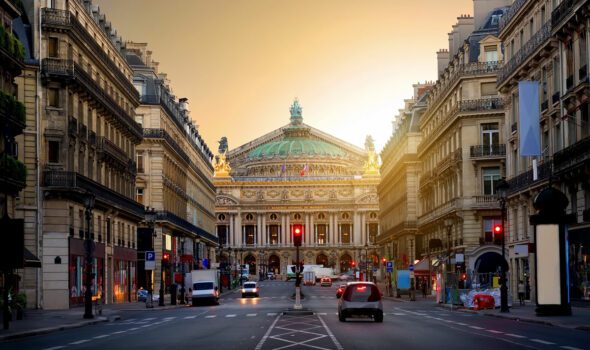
113, 246, 137, 303
69, 238, 105, 307
569, 226, 590, 302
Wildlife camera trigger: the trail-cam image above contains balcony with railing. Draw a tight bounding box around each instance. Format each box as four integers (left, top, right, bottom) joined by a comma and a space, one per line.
41, 8, 139, 103
437, 148, 462, 174
458, 97, 504, 113
155, 210, 218, 244
472, 195, 500, 210
43, 170, 144, 219
506, 160, 552, 194
97, 136, 130, 169
553, 136, 590, 175
143, 128, 191, 164
42, 58, 143, 140
551, 0, 586, 32
470, 144, 506, 159
498, 0, 531, 35
497, 20, 552, 87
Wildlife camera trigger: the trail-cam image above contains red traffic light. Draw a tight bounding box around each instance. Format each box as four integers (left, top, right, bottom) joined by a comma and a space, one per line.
351, 261, 356, 267
382, 257, 387, 266
292, 224, 303, 247
162, 252, 170, 261
493, 223, 503, 235
461, 273, 467, 281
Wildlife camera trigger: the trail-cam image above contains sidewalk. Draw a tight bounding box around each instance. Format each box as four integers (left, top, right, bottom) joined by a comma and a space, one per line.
0, 286, 243, 342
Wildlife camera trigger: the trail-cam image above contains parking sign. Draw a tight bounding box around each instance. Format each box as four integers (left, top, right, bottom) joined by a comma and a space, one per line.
386, 261, 393, 272
145, 251, 155, 270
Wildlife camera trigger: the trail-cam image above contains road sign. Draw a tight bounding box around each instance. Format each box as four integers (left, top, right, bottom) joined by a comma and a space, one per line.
408, 264, 414, 271
145, 251, 155, 270
386, 261, 393, 273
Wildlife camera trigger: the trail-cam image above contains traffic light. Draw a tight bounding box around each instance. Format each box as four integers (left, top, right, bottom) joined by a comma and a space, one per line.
293, 224, 303, 247
493, 223, 503, 238
461, 273, 467, 281
382, 257, 387, 266
162, 252, 170, 267
351, 261, 356, 268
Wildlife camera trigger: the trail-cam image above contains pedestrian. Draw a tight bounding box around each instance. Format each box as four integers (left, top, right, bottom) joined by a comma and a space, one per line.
518, 280, 525, 305
422, 280, 428, 298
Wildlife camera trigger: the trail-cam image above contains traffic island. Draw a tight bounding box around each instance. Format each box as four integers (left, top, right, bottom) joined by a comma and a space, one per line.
283, 308, 314, 316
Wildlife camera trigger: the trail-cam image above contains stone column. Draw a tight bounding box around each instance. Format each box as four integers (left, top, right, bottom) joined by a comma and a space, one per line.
353, 211, 361, 246
256, 213, 261, 246
229, 214, 235, 247
235, 213, 242, 248
304, 213, 310, 246
286, 214, 291, 247
309, 214, 314, 246
281, 214, 286, 246
261, 214, 266, 247
360, 211, 366, 244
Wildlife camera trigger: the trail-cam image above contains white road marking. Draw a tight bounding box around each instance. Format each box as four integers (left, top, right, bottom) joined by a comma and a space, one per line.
111, 330, 126, 334
128, 327, 139, 331
560, 346, 584, 350
267, 312, 277, 316
205, 315, 216, 318
393, 313, 406, 316
316, 313, 327, 315
43, 347, 65, 350
184, 315, 197, 319
487, 330, 503, 334
226, 314, 237, 318
141, 324, 151, 328
531, 339, 555, 345
246, 313, 257, 317
456, 322, 468, 326
163, 317, 176, 320
93, 334, 110, 339
69, 339, 90, 345
142, 317, 155, 321
254, 314, 281, 350
505, 333, 526, 339
469, 326, 484, 330
318, 314, 344, 350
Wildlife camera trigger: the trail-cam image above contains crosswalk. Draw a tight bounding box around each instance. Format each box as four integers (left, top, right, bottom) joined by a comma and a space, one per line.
109, 308, 469, 326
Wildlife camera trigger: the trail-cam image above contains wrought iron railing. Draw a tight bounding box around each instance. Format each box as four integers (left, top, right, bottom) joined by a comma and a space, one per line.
42, 58, 143, 139
499, 0, 531, 34
553, 136, 590, 174
470, 144, 506, 158
458, 97, 504, 112
41, 8, 139, 103
497, 20, 552, 87
143, 128, 191, 164
43, 170, 144, 218
551, 0, 579, 30
97, 136, 129, 166
506, 161, 552, 194
155, 210, 218, 243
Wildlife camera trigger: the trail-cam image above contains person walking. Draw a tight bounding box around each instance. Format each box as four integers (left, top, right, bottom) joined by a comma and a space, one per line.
517, 280, 525, 306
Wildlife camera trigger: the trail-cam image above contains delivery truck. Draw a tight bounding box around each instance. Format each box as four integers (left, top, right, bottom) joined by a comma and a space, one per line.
303, 270, 316, 285
190, 269, 220, 306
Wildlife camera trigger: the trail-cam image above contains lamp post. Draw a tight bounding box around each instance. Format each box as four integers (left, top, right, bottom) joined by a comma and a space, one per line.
146, 207, 156, 308
496, 178, 510, 313
444, 218, 453, 304
364, 242, 369, 282
83, 193, 95, 319
159, 235, 165, 306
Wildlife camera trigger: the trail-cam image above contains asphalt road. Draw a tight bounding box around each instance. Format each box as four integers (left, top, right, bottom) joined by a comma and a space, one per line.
2, 280, 588, 350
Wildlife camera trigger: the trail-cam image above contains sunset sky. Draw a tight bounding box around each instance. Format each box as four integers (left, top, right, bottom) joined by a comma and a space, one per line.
95, 0, 473, 154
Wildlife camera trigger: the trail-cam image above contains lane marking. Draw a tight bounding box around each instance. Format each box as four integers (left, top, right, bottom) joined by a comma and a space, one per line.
184, 315, 197, 319
561, 346, 584, 350
43, 347, 66, 350
318, 314, 344, 350
69, 339, 90, 345
205, 315, 216, 318
505, 333, 526, 339
469, 326, 484, 330
246, 313, 257, 317
531, 339, 555, 345
111, 330, 127, 334
128, 327, 139, 331
254, 314, 281, 350
142, 317, 155, 321
93, 334, 109, 339
456, 322, 468, 326
393, 313, 406, 316
267, 312, 277, 316
486, 330, 503, 334
316, 313, 327, 315
226, 314, 237, 318
163, 317, 176, 320
140, 324, 151, 328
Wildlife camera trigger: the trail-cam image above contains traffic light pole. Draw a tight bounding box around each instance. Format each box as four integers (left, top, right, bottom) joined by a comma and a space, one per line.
294, 245, 302, 310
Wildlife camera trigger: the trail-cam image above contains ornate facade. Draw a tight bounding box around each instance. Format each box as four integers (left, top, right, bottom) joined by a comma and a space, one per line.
126, 42, 216, 297
214, 101, 380, 280
498, 0, 590, 302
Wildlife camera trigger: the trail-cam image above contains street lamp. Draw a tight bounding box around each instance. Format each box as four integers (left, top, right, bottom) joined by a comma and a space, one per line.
145, 207, 156, 308
228, 247, 233, 289
496, 177, 510, 313
83, 193, 95, 319
364, 242, 369, 282
444, 218, 453, 304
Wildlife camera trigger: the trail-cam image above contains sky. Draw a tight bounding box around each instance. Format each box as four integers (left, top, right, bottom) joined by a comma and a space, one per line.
95, 0, 473, 154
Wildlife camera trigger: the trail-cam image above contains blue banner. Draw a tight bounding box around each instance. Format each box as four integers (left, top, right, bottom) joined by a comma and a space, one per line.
518, 81, 541, 156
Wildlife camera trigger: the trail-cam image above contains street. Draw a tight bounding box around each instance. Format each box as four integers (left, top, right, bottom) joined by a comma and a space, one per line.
2, 280, 588, 350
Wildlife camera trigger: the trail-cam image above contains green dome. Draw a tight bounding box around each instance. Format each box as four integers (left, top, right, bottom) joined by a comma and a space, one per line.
248, 137, 346, 159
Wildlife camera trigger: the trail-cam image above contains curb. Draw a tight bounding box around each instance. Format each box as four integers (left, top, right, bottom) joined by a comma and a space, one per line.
0, 315, 119, 342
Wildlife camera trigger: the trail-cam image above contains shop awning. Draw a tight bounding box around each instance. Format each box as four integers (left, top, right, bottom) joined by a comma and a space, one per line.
414, 258, 430, 271
24, 248, 41, 268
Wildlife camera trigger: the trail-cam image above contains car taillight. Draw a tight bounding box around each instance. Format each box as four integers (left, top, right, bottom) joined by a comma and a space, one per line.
356, 286, 367, 292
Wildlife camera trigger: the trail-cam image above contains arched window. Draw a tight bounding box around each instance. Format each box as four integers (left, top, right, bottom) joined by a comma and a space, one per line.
318, 213, 325, 220
270, 213, 277, 221
294, 213, 301, 220
342, 213, 350, 220
369, 212, 377, 220
218, 214, 226, 221
246, 213, 254, 221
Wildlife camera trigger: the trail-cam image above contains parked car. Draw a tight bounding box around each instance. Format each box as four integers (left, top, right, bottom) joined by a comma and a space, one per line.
320, 277, 332, 287
338, 282, 383, 322
338, 272, 354, 281
336, 284, 347, 298
241, 281, 260, 298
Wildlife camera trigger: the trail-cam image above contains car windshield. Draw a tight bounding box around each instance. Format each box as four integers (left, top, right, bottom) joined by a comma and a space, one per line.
193, 282, 214, 290
244, 283, 256, 288
343, 284, 380, 302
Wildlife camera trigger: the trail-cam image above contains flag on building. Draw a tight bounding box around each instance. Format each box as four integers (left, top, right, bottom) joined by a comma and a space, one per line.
300, 163, 308, 176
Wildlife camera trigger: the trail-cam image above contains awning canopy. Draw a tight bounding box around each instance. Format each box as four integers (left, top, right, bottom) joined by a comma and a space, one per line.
24, 248, 41, 268
414, 258, 430, 271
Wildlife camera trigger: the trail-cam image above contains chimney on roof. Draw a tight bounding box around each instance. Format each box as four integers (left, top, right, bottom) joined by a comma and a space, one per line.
436, 49, 449, 77
473, 0, 511, 30
448, 14, 474, 57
